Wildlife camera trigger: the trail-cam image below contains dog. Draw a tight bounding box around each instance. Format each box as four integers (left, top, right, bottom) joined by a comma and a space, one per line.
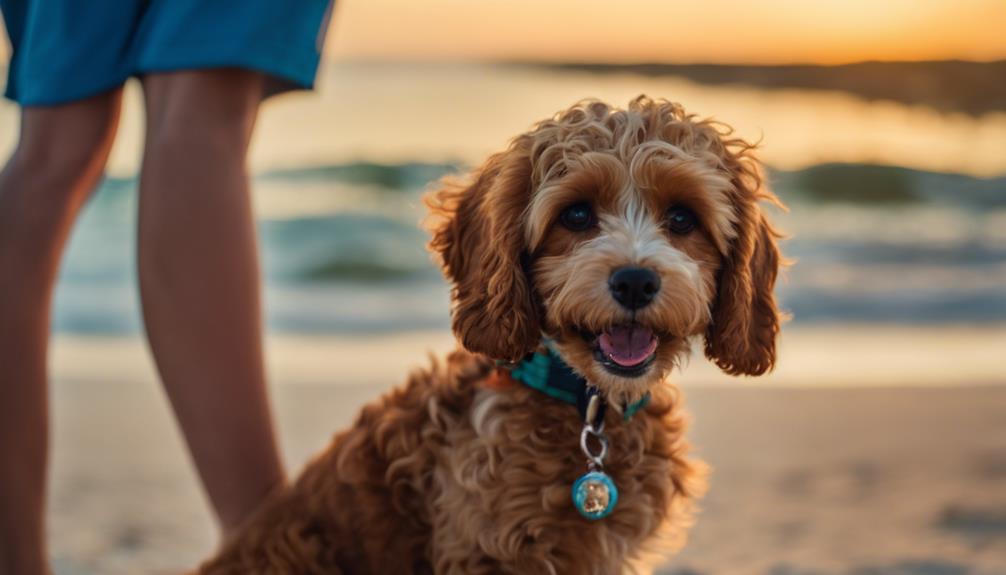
198, 96, 783, 574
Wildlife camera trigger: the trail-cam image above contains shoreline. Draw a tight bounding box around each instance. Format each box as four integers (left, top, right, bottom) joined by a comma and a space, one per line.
51, 323, 1006, 389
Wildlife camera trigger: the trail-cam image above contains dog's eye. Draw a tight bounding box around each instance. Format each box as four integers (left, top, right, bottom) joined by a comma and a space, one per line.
666, 206, 697, 235
559, 203, 595, 231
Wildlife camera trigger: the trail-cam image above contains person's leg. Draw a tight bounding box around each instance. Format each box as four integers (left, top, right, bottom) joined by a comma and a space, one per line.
0, 90, 123, 574
137, 69, 283, 534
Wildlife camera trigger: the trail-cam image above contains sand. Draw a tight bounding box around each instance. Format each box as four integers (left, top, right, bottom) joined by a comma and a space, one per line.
43, 327, 1006, 574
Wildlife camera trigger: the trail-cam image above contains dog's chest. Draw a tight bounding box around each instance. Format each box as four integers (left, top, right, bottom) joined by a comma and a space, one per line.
426, 387, 678, 573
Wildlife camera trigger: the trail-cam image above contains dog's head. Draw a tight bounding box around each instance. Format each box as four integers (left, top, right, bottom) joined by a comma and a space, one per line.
426, 97, 783, 404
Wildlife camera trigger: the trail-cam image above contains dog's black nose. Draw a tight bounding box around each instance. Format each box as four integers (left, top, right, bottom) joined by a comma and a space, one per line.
608, 267, 661, 310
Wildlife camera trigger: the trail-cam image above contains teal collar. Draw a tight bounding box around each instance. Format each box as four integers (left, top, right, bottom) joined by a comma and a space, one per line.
504, 342, 650, 423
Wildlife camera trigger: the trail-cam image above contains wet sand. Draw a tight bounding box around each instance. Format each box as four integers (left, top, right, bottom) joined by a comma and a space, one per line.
45, 327, 1006, 574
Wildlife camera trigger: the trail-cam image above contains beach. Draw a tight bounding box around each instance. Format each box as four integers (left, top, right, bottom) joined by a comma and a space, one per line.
46, 326, 1006, 574
1, 59, 999, 575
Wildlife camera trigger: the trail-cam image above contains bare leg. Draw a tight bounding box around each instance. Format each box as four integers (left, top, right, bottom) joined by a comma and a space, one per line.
137, 69, 283, 534
0, 91, 123, 574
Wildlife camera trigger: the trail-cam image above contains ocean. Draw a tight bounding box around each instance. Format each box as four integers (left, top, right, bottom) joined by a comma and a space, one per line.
1, 63, 1000, 335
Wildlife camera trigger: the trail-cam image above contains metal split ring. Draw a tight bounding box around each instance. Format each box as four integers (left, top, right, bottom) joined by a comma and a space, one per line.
580, 423, 609, 469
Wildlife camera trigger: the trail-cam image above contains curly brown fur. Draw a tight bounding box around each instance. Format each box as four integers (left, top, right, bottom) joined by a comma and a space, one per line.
199, 351, 700, 574
198, 96, 783, 574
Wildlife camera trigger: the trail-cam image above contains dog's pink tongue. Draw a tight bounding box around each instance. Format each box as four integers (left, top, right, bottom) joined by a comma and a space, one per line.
599, 326, 657, 367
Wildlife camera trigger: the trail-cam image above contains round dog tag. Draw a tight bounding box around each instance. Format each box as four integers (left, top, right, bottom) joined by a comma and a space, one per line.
572, 470, 618, 520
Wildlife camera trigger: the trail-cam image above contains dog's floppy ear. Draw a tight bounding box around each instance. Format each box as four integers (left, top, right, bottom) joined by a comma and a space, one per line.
704, 157, 783, 376
425, 137, 540, 362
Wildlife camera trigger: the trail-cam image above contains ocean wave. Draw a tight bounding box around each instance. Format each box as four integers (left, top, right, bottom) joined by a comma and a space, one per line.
257, 161, 459, 191
772, 163, 1006, 207
259, 213, 437, 283
45, 160, 1006, 334
105, 159, 1006, 210
257, 161, 1006, 209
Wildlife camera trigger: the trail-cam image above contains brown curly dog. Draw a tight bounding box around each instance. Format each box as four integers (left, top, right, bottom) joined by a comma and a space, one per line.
197, 96, 783, 574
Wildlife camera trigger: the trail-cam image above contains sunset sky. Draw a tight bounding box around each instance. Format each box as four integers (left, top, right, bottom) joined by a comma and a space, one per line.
0, 1, 1003, 64
326, 0, 1006, 64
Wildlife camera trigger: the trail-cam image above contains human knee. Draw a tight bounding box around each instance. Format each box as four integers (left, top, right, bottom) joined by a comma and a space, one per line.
143, 70, 262, 156
11, 91, 122, 187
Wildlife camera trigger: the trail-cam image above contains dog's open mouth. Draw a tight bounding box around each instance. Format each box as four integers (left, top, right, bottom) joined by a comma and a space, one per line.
583, 324, 659, 378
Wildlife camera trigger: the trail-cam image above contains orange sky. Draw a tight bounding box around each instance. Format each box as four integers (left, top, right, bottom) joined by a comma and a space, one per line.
0, 1, 1002, 64
326, 0, 1006, 64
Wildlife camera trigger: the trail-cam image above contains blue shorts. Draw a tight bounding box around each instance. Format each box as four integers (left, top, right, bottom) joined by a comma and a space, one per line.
1, 0, 334, 106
